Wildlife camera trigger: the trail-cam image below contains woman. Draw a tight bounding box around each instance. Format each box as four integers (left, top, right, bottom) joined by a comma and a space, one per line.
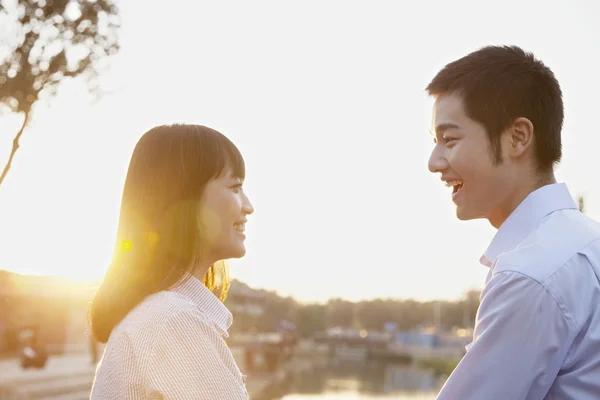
89, 124, 254, 399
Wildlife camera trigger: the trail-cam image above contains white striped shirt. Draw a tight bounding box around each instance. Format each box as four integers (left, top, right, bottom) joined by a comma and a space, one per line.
90, 274, 249, 399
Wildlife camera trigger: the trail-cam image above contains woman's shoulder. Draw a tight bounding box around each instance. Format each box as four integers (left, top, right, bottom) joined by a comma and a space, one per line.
130, 294, 219, 353
139, 289, 206, 321
144, 289, 199, 313
116, 290, 208, 339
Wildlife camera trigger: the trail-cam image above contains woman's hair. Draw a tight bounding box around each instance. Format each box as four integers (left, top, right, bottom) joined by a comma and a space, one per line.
89, 124, 245, 343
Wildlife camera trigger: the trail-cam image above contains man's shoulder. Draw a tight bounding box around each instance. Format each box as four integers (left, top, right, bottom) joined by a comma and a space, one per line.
490, 210, 600, 339
494, 209, 600, 283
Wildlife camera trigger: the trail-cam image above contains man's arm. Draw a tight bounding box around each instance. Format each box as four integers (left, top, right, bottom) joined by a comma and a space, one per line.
147, 308, 249, 399
436, 270, 574, 400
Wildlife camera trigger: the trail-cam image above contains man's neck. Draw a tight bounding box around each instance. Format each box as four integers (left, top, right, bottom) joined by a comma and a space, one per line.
488, 172, 557, 229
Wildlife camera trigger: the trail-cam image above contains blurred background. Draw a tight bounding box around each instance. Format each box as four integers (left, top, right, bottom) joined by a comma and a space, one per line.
1, 0, 599, 398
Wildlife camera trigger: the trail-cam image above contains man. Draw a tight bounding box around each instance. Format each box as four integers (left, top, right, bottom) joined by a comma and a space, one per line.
427, 45, 600, 399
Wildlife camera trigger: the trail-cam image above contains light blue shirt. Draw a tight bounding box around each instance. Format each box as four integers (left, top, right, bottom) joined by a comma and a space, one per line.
436, 183, 600, 400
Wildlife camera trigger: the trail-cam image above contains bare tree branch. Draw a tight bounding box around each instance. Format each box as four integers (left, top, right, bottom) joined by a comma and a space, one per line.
0, 111, 30, 186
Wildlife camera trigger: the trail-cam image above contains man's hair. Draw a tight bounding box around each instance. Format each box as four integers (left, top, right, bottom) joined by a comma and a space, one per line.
426, 45, 563, 172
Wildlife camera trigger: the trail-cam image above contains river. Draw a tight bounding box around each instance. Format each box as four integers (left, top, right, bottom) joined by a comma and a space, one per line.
257, 359, 442, 400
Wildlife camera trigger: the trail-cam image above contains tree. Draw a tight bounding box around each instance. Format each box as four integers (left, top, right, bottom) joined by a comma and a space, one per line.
578, 196, 585, 213
295, 303, 325, 338
0, 0, 120, 187
355, 299, 394, 331
325, 298, 355, 329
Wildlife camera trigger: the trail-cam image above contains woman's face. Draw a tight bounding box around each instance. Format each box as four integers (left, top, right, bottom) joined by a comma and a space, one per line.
196, 169, 254, 263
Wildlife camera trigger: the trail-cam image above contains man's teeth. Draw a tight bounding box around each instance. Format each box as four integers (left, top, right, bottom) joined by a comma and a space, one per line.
235, 224, 245, 232
445, 180, 464, 188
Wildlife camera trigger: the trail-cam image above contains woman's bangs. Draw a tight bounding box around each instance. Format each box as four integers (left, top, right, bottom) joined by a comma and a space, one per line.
213, 133, 245, 180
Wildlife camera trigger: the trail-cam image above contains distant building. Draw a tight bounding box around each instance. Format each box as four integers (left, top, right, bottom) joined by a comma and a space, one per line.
0, 270, 94, 354
391, 326, 472, 350
393, 327, 439, 348
225, 280, 267, 333
227, 280, 266, 317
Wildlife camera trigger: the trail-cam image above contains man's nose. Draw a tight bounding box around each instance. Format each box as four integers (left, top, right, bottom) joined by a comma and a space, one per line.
428, 145, 449, 174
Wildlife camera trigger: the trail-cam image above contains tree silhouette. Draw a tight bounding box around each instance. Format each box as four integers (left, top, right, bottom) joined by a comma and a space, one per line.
225, 281, 482, 337
577, 196, 585, 213
0, 0, 120, 187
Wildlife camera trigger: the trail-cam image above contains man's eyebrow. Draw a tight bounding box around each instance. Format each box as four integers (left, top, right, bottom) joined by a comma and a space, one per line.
430, 123, 460, 137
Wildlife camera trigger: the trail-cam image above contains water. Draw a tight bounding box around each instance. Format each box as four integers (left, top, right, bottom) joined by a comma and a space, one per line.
258, 360, 442, 400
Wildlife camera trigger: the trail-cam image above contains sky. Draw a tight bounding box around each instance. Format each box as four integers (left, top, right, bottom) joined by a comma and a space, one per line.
1, 0, 600, 303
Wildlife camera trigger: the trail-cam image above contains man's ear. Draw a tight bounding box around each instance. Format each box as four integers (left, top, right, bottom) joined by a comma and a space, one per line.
506, 117, 534, 159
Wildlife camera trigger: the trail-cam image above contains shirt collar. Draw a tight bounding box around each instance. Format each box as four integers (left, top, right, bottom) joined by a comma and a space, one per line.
171, 273, 233, 338
480, 183, 578, 267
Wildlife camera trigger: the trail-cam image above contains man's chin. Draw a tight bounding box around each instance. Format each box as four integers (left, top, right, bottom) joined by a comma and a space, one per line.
456, 206, 476, 221
456, 207, 488, 223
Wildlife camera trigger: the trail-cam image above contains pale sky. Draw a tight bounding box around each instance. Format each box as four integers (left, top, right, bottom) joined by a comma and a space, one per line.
1, 0, 599, 303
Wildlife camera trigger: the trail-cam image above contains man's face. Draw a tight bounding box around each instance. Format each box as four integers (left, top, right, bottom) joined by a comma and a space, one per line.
428, 93, 515, 224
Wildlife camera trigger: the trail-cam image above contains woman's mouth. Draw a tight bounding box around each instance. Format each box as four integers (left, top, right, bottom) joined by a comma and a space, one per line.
234, 222, 246, 234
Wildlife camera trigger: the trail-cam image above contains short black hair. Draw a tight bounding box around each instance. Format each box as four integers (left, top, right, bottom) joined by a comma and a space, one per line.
426, 45, 563, 172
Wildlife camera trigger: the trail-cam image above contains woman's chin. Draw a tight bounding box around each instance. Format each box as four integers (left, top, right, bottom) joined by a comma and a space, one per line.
225, 244, 247, 260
